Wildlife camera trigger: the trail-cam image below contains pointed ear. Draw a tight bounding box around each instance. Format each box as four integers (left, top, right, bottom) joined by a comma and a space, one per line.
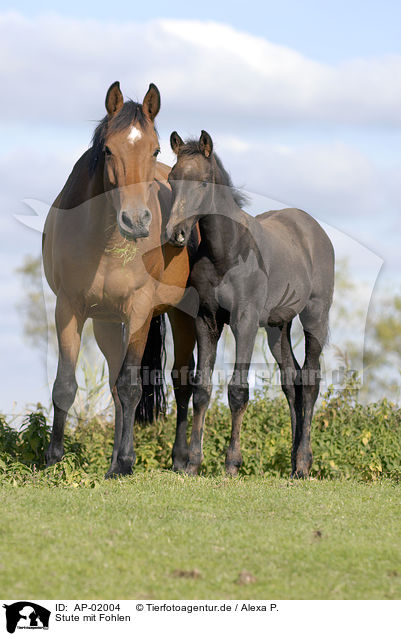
170, 131, 184, 155
199, 130, 213, 158
105, 81, 124, 118
142, 83, 160, 121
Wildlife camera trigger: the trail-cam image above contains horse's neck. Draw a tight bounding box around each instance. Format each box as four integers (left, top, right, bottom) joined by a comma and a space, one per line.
56, 149, 105, 210
85, 159, 117, 236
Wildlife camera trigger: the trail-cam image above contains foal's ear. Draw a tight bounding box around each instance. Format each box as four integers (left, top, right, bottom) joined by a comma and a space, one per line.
199, 130, 213, 158
105, 81, 124, 118
142, 83, 161, 121
170, 131, 184, 155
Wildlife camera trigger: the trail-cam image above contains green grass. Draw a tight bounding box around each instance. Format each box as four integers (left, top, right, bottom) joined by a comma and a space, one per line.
1, 474, 401, 600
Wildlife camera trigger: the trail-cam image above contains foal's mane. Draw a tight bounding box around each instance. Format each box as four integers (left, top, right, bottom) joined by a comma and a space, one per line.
180, 139, 248, 208
89, 100, 150, 176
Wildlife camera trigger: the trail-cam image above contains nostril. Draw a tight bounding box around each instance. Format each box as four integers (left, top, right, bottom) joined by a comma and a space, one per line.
175, 230, 185, 244
121, 211, 133, 229
142, 209, 151, 223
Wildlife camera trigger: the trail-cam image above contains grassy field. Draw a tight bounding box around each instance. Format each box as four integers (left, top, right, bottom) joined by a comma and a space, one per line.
1, 473, 401, 600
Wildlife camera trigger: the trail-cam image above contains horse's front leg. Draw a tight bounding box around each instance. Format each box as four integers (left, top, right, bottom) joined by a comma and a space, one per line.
46, 294, 83, 466
226, 311, 259, 476
187, 311, 223, 475
92, 320, 125, 475
168, 308, 196, 472
105, 315, 152, 478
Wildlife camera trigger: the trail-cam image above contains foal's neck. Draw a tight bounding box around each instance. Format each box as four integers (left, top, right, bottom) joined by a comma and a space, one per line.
199, 193, 244, 268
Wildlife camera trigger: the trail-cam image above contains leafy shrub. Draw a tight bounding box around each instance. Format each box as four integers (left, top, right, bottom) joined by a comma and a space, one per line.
1, 372, 401, 485
0, 415, 19, 456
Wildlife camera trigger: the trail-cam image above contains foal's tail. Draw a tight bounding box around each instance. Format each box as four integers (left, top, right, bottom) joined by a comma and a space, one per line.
135, 315, 167, 424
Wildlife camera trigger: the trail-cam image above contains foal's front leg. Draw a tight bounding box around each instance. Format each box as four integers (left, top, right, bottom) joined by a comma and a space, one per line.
168, 308, 196, 472
187, 312, 223, 475
226, 312, 259, 476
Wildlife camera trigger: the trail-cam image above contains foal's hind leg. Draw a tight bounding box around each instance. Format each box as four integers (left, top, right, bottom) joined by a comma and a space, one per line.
168, 308, 196, 472
46, 295, 83, 466
226, 313, 259, 476
266, 323, 303, 476
293, 331, 322, 477
296, 303, 328, 477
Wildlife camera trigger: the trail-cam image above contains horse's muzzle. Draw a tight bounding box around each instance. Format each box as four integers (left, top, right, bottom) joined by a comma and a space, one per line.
118, 209, 151, 240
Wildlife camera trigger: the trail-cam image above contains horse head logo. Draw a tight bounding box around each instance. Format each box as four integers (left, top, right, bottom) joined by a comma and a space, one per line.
2, 602, 50, 633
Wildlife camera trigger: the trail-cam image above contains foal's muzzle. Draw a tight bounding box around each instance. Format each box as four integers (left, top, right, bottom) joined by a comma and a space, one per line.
167, 228, 187, 247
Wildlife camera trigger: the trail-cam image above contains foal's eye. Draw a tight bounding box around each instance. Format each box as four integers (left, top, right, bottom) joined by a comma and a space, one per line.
153, 148, 160, 157
104, 146, 112, 156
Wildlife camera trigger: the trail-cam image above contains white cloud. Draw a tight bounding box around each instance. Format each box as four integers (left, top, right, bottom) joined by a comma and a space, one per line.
217, 136, 394, 222
0, 12, 401, 127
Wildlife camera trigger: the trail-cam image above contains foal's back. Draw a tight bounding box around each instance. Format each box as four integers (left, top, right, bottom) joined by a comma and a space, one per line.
256, 207, 333, 273
251, 207, 334, 327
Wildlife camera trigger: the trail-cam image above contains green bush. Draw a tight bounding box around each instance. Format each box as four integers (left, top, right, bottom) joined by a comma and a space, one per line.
1, 372, 401, 486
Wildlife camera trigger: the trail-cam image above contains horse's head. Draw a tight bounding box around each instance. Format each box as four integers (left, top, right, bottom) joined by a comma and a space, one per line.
166, 130, 215, 247
99, 81, 161, 240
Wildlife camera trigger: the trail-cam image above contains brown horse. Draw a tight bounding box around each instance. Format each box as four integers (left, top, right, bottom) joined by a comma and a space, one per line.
42, 82, 196, 477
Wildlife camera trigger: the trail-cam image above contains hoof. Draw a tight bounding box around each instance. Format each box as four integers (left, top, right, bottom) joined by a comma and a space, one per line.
292, 449, 312, 479
45, 450, 64, 467
225, 463, 240, 477
185, 462, 200, 476
105, 456, 134, 479
290, 469, 309, 479
105, 466, 133, 479
172, 461, 187, 473
172, 450, 189, 473
105, 470, 118, 480
225, 450, 242, 477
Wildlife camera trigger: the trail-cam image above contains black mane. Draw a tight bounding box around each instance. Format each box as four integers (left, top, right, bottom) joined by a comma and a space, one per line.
180, 139, 248, 208
89, 100, 149, 175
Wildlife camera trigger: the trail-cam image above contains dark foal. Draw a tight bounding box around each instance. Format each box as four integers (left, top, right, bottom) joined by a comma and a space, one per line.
166, 131, 334, 477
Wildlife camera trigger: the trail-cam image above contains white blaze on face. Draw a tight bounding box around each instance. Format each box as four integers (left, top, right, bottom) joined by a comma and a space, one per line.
127, 126, 142, 144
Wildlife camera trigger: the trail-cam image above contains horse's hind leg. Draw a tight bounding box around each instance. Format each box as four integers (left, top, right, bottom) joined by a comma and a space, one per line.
167, 308, 196, 472
46, 294, 83, 466
226, 312, 259, 476
93, 320, 125, 472
266, 323, 303, 476
296, 303, 329, 477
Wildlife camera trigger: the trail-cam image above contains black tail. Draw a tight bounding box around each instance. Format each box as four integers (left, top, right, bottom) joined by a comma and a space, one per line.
135, 315, 167, 424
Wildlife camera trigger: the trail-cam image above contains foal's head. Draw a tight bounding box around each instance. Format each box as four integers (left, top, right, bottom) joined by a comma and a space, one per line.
91, 82, 161, 240
166, 130, 245, 247
166, 131, 214, 247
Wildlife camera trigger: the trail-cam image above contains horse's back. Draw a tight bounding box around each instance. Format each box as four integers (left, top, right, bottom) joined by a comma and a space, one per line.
155, 161, 171, 183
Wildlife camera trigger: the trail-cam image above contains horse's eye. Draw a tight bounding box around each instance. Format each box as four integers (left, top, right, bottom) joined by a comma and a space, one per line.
153, 148, 160, 157
202, 181, 208, 188
104, 146, 112, 156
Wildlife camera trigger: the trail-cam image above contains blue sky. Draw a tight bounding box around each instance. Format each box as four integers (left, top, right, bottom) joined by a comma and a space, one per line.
4, 0, 401, 61
0, 1, 400, 413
